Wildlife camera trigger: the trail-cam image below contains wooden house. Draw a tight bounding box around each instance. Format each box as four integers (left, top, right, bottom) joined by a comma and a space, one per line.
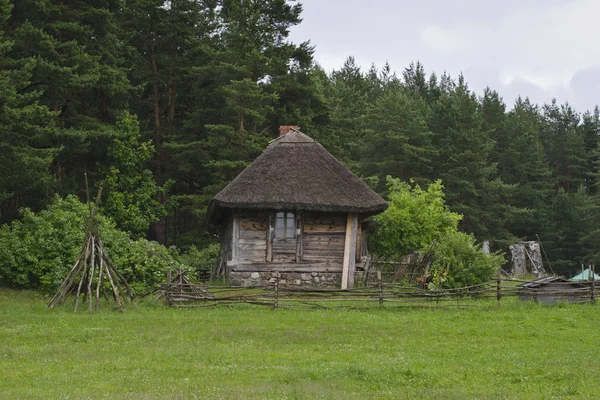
207, 127, 387, 288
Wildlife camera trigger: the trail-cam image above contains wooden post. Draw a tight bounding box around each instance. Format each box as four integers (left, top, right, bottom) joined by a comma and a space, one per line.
166, 269, 172, 307
341, 213, 358, 289
377, 270, 383, 306
295, 211, 303, 262
497, 278, 501, 306
232, 215, 240, 262
591, 265, 595, 305
274, 271, 279, 309
266, 213, 273, 262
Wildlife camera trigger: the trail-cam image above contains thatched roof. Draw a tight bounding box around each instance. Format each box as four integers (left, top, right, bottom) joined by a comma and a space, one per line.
208, 129, 387, 221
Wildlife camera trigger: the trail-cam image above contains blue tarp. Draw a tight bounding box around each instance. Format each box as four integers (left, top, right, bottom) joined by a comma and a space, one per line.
570, 268, 600, 281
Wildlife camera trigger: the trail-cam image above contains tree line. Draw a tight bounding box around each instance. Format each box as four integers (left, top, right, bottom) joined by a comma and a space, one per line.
1, 0, 599, 276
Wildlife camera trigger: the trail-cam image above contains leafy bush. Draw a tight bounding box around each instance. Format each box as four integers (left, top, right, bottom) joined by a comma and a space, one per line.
372, 176, 503, 288
428, 231, 504, 289
0, 195, 178, 294
104, 238, 184, 296
372, 177, 462, 260
179, 243, 220, 282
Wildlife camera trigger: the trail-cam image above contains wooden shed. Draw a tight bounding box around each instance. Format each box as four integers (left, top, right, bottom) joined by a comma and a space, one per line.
207, 127, 387, 288
517, 276, 590, 304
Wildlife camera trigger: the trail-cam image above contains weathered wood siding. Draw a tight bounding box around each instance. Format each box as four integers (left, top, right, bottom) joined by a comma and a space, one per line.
236, 211, 268, 262
228, 210, 360, 277
302, 212, 346, 266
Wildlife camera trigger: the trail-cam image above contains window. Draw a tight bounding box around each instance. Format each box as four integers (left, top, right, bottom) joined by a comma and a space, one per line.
275, 211, 295, 240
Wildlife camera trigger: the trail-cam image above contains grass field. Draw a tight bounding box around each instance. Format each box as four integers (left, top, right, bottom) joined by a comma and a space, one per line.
1, 289, 599, 399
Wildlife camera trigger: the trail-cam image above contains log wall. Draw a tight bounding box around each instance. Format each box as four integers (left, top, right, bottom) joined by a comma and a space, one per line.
227, 210, 363, 287
302, 212, 346, 265
235, 211, 268, 262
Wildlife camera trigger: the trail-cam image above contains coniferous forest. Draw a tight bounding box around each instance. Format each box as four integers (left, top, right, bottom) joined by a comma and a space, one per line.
1, 0, 599, 280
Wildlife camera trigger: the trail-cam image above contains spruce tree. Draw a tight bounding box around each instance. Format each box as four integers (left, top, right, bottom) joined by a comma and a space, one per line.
0, 0, 57, 223
428, 75, 516, 243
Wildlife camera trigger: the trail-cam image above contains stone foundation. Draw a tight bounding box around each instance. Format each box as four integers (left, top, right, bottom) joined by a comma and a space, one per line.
229, 271, 342, 287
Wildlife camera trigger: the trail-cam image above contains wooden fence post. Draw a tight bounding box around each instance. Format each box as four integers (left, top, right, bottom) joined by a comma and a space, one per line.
591, 265, 595, 305
274, 271, 279, 309
497, 278, 502, 306
166, 269, 172, 307
377, 270, 383, 307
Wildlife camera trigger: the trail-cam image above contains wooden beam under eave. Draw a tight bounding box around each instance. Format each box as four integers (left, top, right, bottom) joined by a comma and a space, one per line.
341, 213, 358, 289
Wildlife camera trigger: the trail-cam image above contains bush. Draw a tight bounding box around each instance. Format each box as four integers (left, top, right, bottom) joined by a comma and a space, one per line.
371, 176, 504, 288
0, 196, 87, 290
0, 195, 178, 294
372, 177, 461, 260
179, 243, 220, 282
105, 238, 184, 296
428, 231, 504, 289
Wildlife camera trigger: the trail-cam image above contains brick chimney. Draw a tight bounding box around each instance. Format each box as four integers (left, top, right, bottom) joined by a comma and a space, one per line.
279, 125, 300, 136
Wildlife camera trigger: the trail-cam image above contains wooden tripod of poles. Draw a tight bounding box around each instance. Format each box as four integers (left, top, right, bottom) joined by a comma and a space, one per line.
47, 233, 135, 312
47, 180, 135, 312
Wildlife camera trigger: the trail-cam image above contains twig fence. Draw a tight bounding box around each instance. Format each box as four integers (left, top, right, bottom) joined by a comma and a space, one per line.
159, 275, 598, 310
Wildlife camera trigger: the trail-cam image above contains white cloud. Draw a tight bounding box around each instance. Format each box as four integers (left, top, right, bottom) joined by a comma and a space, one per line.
419, 25, 465, 53
289, 0, 600, 110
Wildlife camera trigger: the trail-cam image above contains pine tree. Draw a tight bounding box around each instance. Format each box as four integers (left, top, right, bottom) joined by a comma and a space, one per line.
541, 100, 585, 191
428, 75, 516, 243
362, 84, 434, 192
579, 107, 600, 193
6, 0, 135, 199
0, 0, 57, 223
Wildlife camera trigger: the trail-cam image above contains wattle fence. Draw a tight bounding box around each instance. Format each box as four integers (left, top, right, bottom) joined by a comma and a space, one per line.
159, 276, 598, 309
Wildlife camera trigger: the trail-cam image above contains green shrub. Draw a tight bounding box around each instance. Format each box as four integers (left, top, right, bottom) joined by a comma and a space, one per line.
179, 243, 220, 282
0, 196, 87, 290
371, 176, 504, 288
428, 231, 504, 289
0, 195, 178, 294
372, 177, 461, 260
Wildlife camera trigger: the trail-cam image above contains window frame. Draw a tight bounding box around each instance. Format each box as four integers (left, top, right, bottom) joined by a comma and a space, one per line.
274, 211, 296, 241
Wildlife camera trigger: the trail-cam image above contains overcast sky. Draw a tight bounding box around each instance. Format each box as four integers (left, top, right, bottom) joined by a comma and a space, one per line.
289, 0, 600, 112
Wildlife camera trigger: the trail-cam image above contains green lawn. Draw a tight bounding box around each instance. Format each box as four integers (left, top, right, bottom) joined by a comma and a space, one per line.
1, 289, 599, 399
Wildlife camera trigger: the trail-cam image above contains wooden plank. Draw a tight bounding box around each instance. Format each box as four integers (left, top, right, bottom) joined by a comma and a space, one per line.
239, 229, 266, 239
239, 218, 267, 231
303, 244, 345, 252
303, 226, 345, 233
273, 242, 296, 253
273, 255, 296, 263
347, 214, 358, 288
266, 213, 273, 262
238, 239, 266, 249
303, 234, 345, 241
302, 257, 343, 263
232, 215, 239, 261
304, 251, 344, 258
303, 246, 345, 253
228, 262, 343, 273
355, 222, 363, 262
304, 242, 345, 249
303, 231, 346, 237
341, 213, 358, 289
238, 253, 267, 262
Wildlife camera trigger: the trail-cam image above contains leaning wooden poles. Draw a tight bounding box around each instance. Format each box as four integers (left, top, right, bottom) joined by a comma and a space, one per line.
47, 234, 135, 312
47, 182, 135, 312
